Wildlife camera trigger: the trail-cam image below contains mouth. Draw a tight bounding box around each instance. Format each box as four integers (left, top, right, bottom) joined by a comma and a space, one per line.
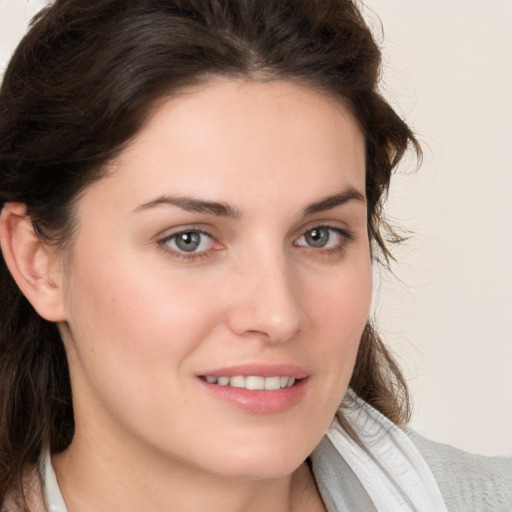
196, 365, 309, 413
199, 375, 298, 390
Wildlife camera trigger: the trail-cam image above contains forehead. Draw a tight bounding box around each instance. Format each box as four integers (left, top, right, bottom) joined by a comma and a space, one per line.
86, 78, 366, 215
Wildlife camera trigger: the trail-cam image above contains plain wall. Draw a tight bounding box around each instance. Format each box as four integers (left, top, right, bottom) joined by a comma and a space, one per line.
363, 0, 512, 456
1, 0, 511, 456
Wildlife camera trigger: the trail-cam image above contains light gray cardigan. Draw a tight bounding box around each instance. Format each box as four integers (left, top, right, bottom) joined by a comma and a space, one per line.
310, 429, 512, 512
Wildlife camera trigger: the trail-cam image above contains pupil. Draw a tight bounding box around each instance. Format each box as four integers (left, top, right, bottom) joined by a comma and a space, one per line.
306, 228, 329, 248
176, 232, 200, 252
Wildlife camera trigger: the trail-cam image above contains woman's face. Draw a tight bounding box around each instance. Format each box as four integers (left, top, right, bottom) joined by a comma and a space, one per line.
57, 79, 372, 479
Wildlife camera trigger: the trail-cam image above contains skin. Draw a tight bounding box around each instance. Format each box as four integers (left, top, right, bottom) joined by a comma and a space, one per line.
8, 79, 372, 511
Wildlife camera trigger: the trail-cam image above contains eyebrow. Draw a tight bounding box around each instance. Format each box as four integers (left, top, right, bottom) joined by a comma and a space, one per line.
302, 187, 366, 216
134, 186, 365, 218
133, 195, 242, 218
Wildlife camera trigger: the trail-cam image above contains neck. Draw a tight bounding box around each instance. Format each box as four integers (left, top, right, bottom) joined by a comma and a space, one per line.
51, 433, 324, 512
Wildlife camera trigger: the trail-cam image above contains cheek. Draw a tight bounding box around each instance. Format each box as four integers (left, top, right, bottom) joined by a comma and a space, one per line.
309, 258, 372, 333
306, 257, 373, 378
62, 245, 223, 408
61, 252, 228, 449
67, 263, 216, 363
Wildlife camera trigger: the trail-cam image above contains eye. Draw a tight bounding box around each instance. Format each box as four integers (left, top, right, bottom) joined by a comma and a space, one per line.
163, 230, 215, 253
295, 226, 351, 250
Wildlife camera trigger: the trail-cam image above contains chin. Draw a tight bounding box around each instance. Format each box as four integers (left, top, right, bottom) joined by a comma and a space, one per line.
195, 437, 313, 481
213, 457, 303, 481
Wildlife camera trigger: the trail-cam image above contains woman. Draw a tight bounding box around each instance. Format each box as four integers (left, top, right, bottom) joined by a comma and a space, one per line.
0, 1, 510, 511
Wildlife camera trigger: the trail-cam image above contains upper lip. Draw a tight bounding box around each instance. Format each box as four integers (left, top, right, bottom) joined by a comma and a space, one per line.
198, 364, 310, 379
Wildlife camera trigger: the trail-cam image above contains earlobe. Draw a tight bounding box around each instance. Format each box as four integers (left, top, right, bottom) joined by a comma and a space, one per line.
0, 203, 67, 322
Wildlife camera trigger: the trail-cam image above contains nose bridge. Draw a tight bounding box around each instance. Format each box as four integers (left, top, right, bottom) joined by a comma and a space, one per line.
226, 243, 304, 342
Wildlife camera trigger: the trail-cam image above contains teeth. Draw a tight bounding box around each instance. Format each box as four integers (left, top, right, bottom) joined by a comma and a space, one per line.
203, 375, 297, 390
246, 376, 264, 390
230, 376, 246, 388
264, 376, 281, 390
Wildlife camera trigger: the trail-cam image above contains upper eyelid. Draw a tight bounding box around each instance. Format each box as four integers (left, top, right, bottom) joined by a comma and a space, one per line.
156, 224, 216, 242
160, 227, 212, 239
295, 222, 354, 240
297, 215, 353, 230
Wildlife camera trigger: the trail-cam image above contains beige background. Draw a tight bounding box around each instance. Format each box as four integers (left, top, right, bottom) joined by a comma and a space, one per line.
1, 0, 511, 456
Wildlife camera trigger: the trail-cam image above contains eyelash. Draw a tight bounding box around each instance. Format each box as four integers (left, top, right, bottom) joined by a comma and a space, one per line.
157, 225, 354, 261
293, 225, 354, 256
158, 229, 217, 261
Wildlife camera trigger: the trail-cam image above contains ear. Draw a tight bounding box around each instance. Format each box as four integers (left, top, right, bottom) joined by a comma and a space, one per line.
0, 203, 67, 322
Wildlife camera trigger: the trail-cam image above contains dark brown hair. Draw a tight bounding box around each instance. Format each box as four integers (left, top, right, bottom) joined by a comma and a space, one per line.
0, 0, 419, 507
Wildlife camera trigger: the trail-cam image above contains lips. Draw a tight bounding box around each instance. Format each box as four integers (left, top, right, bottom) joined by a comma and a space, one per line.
197, 364, 309, 414
198, 363, 309, 379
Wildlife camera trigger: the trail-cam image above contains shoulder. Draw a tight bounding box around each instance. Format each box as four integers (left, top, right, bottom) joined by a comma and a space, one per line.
407, 429, 512, 512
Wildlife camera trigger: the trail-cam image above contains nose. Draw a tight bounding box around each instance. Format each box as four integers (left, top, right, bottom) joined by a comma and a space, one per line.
225, 252, 305, 343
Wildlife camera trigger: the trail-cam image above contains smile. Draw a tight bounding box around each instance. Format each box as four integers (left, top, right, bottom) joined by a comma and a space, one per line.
201, 375, 296, 390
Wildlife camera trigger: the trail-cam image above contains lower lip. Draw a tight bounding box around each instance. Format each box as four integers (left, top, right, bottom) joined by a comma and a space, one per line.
198, 378, 309, 414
